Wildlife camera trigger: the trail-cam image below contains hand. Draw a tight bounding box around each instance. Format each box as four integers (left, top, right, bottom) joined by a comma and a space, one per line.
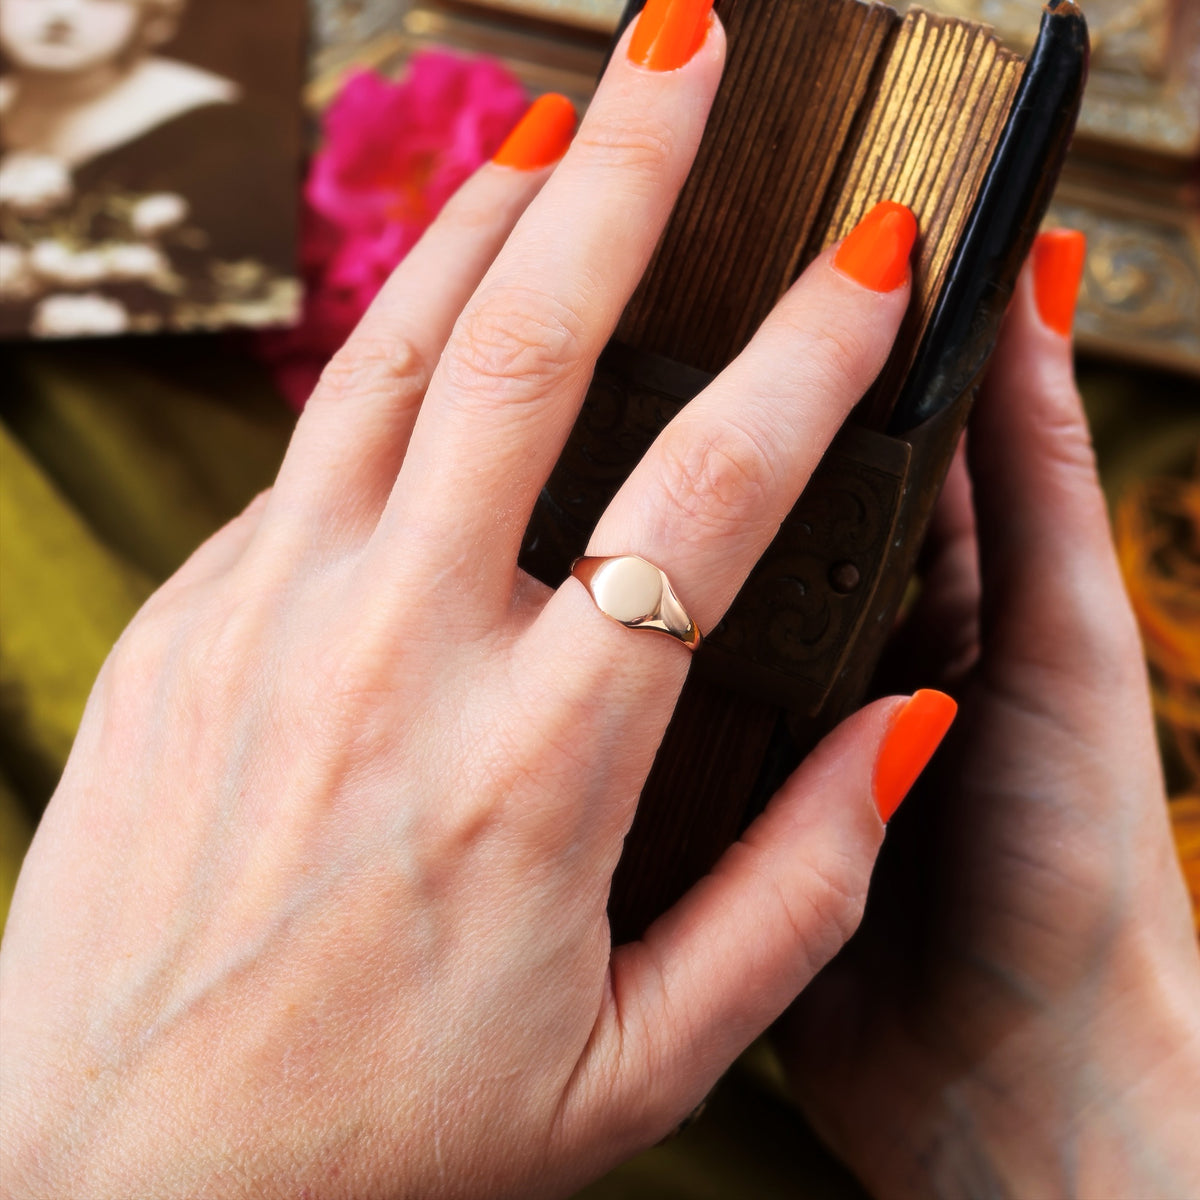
0, 9, 943, 1197
779, 244, 1200, 1198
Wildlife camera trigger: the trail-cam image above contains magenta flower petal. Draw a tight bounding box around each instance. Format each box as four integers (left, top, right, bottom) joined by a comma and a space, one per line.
257, 51, 530, 410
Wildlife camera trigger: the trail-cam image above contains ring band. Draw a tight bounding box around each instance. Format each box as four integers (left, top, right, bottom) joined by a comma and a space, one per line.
570, 555, 702, 650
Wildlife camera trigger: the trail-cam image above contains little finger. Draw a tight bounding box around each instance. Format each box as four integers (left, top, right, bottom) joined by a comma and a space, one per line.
969, 232, 1141, 687
264, 96, 577, 549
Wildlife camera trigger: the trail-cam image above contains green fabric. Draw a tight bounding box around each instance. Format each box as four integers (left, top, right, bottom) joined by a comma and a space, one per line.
0, 420, 152, 805
4, 341, 296, 582
0, 336, 1195, 1197
0, 335, 293, 888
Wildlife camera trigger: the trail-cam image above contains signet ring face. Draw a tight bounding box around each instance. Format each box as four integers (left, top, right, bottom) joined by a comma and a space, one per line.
570, 555, 702, 651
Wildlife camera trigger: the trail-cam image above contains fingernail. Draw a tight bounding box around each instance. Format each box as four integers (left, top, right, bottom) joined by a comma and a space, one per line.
628, 0, 715, 71
1032, 228, 1087, 337
493, 93, 577, 170
832, 201, 918, 293
873, 690, 957, 823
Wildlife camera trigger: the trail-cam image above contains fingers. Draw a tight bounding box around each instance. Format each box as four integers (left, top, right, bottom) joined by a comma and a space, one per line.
264, 106, 574, 550
374, 7, 727, 592
557, 692, 955, 1152
968, 231, 1143, 686
587, 215, 914, 638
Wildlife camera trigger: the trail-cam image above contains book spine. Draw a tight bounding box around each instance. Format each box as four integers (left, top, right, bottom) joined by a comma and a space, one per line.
888, 0, 1090, 432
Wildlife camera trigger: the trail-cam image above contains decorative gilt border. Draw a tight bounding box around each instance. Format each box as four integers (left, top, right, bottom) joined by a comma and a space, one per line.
1051, 171, 1200, 376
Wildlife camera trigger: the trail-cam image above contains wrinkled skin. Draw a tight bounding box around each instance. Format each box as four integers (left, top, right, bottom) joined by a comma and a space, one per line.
1, 8, 1197, 1198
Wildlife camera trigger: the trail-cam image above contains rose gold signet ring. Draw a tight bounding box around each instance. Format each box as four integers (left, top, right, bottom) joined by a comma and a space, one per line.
570, 555, 702, 651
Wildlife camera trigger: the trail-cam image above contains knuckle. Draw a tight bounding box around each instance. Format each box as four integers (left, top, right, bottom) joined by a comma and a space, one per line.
1035, 386, 1101, 482
444, 286, 586, 411
799, 321, 880, 402
780, 853, 869, 973
436, 185, 508, 237
238, 487, 273, 522
1031, 591, 1145, 697
656, 420, 777, 541
177, 607, 261, 696
99, 607, 177, 712
766, 293, 885, 409
301, 621, 407, 723
311, 333, 432, 410
190, 491, 272, 563
572, 115, 677, 185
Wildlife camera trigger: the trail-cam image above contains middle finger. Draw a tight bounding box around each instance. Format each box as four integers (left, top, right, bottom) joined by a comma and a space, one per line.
372, 0, 726, 604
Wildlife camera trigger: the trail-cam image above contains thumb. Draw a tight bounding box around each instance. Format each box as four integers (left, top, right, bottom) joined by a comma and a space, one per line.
562, 691, 956, 1153
968, 230, 1141, 680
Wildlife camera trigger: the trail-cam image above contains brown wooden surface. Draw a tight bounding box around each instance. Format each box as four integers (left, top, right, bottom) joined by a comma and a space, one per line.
619, 0, 897, 370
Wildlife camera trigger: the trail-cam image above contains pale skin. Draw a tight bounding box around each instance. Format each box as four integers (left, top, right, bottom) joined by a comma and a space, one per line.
0, 14, 1197, 1200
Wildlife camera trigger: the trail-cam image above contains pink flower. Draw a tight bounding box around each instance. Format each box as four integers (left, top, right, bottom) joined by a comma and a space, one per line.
259, 52, 529, 409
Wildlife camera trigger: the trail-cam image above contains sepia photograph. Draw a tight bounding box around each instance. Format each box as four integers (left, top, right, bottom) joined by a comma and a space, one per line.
0, 0, 307, 338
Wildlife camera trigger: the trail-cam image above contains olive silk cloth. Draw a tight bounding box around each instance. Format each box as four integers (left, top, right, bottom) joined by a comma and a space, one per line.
0, 335, 1195, 1197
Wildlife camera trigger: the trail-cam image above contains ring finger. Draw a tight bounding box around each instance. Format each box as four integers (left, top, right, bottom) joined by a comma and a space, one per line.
535, 202, 918, 720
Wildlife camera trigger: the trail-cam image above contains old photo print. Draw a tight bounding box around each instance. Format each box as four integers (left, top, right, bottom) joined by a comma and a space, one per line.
0, 0, 306, 338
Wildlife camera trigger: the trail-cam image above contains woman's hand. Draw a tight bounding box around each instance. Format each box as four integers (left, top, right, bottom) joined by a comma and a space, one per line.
779, 242, 1200, 1199
0, 6, 942, 1196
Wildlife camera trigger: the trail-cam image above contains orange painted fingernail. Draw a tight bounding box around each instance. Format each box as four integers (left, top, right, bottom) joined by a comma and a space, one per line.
493, 93, 577, 170
628, 0, 715, 71
1032, 228, 1086, 337
832, 201, 918, 293
873, 690, 957, 823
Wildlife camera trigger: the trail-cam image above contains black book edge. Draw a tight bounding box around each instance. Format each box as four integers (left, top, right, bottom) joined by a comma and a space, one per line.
887, 0, 1090, 432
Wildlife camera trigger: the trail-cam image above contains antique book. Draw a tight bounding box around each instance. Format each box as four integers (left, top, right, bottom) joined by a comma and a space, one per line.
519, 0, 1089, 939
